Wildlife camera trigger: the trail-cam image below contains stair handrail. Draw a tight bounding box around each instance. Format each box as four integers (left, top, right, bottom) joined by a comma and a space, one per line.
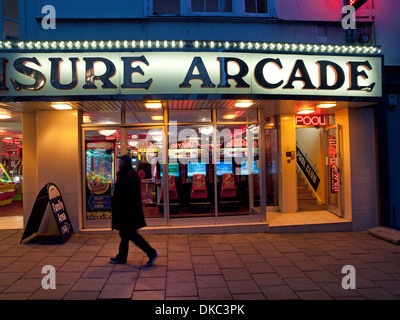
296, 143, 318, 173
296, 143, 320, 192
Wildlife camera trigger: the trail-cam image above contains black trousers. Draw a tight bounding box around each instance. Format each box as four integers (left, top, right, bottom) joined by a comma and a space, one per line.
116, 228, 156, 261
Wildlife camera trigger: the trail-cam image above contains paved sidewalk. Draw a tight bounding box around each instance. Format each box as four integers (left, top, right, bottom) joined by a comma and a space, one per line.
0, 229, 399, 300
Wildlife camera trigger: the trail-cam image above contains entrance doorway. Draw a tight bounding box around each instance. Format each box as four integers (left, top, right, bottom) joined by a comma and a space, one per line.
296, 127, 326, 211
295, 123, 343, 217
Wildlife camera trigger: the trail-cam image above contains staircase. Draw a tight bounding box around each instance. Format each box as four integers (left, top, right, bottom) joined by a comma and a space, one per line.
297, 172, 325, 211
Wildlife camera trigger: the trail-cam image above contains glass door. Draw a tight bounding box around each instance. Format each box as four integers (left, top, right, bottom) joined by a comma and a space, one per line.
325, 125, 343, 217
83, 126, 166, 229
84, 128, 120, 229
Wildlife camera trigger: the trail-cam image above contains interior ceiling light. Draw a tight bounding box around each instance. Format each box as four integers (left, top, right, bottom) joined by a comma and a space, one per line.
235, 100, 253, 108
145, 101, 162, 109
317, 103, 337, 109
0, 108, 11, 119
297, 108, 315, 114
151, 115, 163, 121
99, 130, 116, 136
222, 114, 237, 120
198, 126, 214, 135
51, 103, 72, 110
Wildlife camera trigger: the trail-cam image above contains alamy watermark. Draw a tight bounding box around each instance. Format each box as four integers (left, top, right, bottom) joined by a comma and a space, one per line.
41, 5, 358, 32
144, 122, 258, 169
41, 265, 56, 290
41, 5, 56, 30
341, 265, 356, 290
342, 5, 357, 30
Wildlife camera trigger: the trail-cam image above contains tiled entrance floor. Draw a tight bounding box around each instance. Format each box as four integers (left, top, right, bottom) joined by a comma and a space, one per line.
267, 211, 351, 233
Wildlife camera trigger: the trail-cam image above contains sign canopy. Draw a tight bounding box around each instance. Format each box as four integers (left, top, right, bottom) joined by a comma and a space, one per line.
0, 51, 382, 100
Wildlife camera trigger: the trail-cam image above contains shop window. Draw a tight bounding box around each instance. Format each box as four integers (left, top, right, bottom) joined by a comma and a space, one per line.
2, 0, 19, 40
164, 124, 214, 217
126, 128, 164, 219
217, 109, 257, 122
126, 110, 164, 124
216, 123, 260, 215
83, 111, 121, 124
169, 110, 211, 123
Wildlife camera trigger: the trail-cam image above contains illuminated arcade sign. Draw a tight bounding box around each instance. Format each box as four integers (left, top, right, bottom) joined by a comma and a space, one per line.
0, 51, 382, 99
295, 115, 327, 126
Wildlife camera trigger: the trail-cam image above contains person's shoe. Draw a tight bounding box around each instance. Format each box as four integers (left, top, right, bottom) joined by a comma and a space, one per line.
146, 251, 159, 266
109, 257, 126, 264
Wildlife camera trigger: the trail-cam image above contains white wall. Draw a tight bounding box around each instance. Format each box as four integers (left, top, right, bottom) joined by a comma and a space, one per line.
296, 127, 326, 203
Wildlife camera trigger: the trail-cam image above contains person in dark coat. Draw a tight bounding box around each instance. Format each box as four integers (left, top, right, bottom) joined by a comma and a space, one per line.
109, 154, 158, 266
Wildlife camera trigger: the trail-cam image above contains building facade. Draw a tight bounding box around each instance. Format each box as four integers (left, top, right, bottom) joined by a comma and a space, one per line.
0, 0, 396, 235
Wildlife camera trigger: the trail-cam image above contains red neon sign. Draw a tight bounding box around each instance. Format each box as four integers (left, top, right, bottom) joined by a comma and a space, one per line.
347, 0, 367, 11
295, 115, 327, 126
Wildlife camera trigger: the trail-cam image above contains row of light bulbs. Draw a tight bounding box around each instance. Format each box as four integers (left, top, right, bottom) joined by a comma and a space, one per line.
0, 40, 381, 55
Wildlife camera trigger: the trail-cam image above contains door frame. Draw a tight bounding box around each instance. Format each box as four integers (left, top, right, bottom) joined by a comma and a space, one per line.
324, 124, 343, 217
82, 125, 168, 229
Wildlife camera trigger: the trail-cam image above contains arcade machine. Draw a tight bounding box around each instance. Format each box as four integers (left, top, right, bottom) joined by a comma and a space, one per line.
85, 140, 115, 220
10, 158, 23, 202
188, 163, 210, 214
217, 163, 240, 212
158, 163, 180, 214
0, 162, 15, 206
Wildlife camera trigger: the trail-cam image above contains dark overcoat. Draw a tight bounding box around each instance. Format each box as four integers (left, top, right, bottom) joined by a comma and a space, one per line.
111, 168, 146, 231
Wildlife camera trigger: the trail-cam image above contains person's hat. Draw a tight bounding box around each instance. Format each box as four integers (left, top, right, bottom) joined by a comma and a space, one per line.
117, 154, 132, 165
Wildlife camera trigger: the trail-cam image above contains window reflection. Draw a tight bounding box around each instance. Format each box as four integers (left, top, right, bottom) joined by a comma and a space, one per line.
216, 124, 259, 215
164, 124, 213, 217
217, 109, 257, 122
84, 129, 119, 223
82, 101, 268, 226
126, 128, 163, 219
83, 112, 121, 124
126, 110, 163, 124
169, 110, 211, 123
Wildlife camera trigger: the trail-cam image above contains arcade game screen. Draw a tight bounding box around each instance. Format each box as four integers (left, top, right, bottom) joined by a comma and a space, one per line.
187, 163, 207, 177
160, 163, 180, 177
239, 160, 260, 175
216, 163, 233, 176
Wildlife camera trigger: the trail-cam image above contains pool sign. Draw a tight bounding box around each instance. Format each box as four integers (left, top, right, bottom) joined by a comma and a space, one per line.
296, 115, 327, 126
